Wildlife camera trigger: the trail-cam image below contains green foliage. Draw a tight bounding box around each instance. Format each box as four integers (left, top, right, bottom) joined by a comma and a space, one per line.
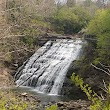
46, 105, 58, 110
84, 0, 93, 7
50, 6, 91, 34
0, 90, 36, 110
87, 9, 110, 35
71, 73, 110, 110
71, 73, 96, 101
20, 35, 35, 47
96, 33, 110, 64
87, 9, 110, 64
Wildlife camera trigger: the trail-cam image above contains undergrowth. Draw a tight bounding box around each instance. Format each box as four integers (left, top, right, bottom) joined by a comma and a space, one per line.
0, 90, 36, 110
71, 73, 110, 110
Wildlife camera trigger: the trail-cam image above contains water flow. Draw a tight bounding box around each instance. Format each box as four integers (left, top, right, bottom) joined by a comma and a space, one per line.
15, 39, 83, 95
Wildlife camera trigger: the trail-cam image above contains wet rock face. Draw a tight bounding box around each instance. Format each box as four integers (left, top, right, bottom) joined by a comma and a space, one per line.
61, 56, 86, 98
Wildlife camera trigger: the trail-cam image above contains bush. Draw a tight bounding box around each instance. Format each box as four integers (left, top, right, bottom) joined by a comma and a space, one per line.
87, 9, 110, 64
71, 73, 110, 110
50, 6, 91, 34
46, 105, 58, 110
0, 90, 36, 110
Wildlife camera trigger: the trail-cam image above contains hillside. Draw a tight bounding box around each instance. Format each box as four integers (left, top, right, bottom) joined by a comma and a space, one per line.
0, 0, 110, 110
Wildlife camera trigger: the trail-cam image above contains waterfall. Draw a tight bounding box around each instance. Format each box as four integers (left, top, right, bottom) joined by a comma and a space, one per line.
15, 39, 83, 95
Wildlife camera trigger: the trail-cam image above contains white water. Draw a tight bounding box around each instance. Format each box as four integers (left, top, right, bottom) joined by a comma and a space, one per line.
15, 39, 83, 95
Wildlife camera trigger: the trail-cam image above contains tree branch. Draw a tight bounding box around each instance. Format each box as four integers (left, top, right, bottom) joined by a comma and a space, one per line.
91, 63, 110, 76
99, 62, 110, 68
0, 4, 28, 14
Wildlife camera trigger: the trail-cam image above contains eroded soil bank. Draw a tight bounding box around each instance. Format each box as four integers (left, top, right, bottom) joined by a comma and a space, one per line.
0, 68, 14, 88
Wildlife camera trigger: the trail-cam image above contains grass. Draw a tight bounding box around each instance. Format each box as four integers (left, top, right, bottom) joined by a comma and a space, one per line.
0, 89, 37, 110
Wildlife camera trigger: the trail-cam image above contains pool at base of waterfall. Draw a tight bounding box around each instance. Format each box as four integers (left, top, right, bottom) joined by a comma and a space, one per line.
12, 86, 71, 103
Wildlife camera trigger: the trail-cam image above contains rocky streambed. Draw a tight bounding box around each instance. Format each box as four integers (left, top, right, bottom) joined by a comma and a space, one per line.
11, 86, 91, 110
18, 92, 91, 110
18, 90, 91, 110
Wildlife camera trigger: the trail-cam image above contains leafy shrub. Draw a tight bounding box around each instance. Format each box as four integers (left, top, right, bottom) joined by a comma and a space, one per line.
87, 9, 110, 64
71, 73, 110, 110
46, 105, 58, 110
50, 6, 91, 34
0, 90, 36, 110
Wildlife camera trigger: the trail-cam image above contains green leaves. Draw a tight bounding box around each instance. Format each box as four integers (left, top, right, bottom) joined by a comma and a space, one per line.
51, 6, 91, 34
87, 9, 110, 64
46, 105, 58, 110
71, 73, 110, 110
71, 73, 93, 100
0, 90, 37, 110
87, 9, 110, 35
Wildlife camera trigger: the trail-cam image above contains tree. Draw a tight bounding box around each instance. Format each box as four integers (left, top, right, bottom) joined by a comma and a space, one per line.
66, 0, 76, 7
96, 0, 103, 8
83, 0, 93, 7
87, 9, 110, 64
0, 0, 51, 66
71, 66, 110, 110
51, 6, 91, 34
37, 0, 56, 17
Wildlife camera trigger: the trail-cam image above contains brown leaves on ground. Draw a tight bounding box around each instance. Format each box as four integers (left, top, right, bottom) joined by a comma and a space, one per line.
0, 68, 14, 88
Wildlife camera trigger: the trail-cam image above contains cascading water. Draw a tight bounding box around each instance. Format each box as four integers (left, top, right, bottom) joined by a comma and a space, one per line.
15, 39, 83, 95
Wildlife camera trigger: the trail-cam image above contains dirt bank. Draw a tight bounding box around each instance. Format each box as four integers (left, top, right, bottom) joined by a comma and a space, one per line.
0, 68, 14, 88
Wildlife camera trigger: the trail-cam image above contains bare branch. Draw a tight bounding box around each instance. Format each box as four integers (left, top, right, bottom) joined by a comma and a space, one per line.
100, 93, 105, 100
103, 80, 108, 91
0, 4, 28, 14
99, 62, 110, 68
91, 63, 110, 76
99, 86, 108, 93
108, 69, 110, 73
